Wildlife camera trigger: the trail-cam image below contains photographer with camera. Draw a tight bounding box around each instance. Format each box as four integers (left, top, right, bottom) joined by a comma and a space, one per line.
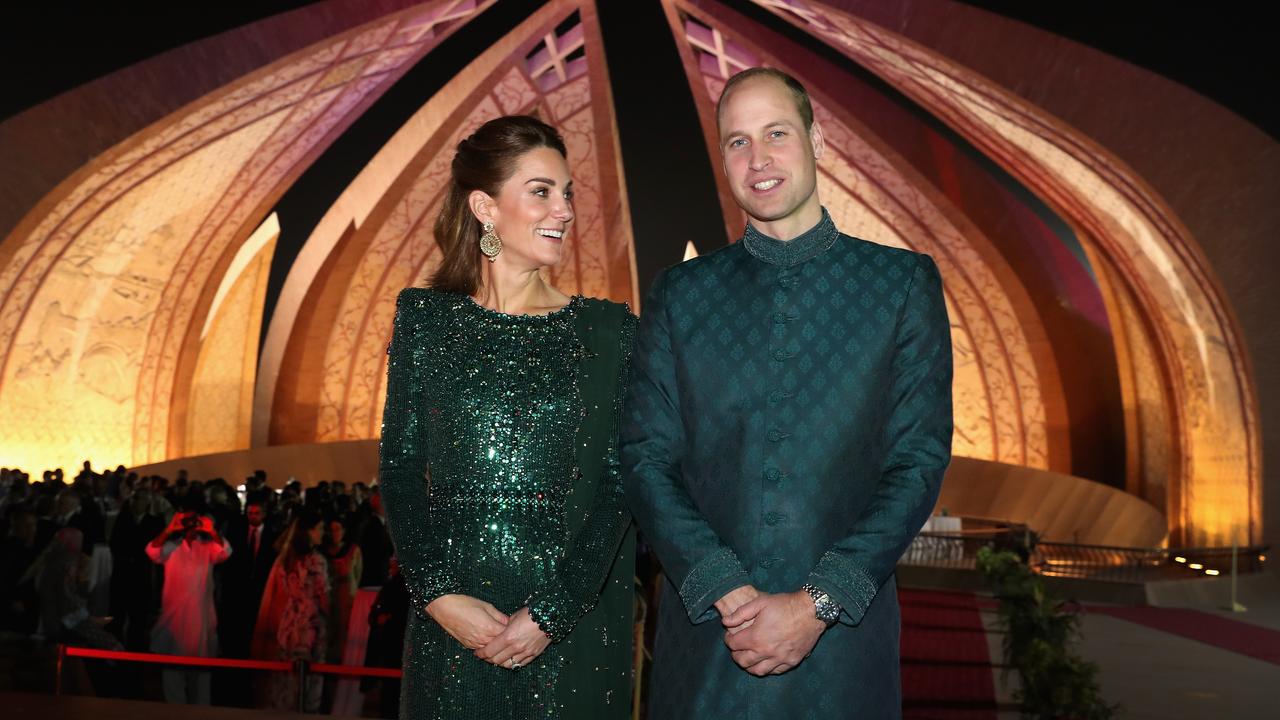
146, 501, 231, 705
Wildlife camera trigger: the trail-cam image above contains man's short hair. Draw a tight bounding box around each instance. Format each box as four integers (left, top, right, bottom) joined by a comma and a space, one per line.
245, 490, 270, 509
716, 66, 814, 132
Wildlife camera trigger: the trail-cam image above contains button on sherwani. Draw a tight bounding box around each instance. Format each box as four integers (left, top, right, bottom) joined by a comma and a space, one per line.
622, 209, 953, 719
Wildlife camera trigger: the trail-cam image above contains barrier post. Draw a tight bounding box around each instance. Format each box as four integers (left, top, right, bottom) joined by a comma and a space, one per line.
1226, 536, 1248, 613
296, 658, 310, 712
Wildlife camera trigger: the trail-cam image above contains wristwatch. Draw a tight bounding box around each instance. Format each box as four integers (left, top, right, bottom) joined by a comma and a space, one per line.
801, 583, 841, 626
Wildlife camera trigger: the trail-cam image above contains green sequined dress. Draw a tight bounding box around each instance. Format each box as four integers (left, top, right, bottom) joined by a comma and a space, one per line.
379, 288, 636, 720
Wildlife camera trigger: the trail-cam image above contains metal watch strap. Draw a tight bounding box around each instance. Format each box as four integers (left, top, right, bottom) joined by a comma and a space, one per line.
802, 583, 841, 626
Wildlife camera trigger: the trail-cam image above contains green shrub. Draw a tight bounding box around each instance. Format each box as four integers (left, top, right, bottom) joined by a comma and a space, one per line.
976, 546, 1120, 719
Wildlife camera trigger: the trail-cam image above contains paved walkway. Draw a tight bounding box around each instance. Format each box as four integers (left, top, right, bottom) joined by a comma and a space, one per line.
903, 568, 1280, 719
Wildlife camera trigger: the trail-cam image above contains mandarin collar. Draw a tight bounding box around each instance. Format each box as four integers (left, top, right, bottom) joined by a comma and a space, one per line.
741, 207, 839, 267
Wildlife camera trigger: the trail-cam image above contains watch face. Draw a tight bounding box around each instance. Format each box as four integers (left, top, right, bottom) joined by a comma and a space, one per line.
815, 596, 840, 623
804, 584, 840, 624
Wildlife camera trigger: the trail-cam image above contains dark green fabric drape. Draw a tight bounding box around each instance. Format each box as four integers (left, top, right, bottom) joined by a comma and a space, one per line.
556, 298, 637, 718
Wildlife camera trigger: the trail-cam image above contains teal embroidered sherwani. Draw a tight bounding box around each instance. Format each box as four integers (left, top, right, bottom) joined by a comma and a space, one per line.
621, 209, 953, 719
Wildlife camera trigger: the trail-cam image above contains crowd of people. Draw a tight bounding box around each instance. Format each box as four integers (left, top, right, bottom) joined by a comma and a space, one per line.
0, 462, 407, 715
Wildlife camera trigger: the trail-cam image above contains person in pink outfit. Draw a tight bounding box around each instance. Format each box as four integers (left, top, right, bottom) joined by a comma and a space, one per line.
146, 506, 232, 705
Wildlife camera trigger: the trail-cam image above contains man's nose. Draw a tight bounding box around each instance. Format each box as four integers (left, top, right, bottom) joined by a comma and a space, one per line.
749, 147, 771, 171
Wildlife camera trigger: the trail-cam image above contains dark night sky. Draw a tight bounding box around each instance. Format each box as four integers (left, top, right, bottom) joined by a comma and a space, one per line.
959, 0, 1277, 140
1, 1, 1274, 137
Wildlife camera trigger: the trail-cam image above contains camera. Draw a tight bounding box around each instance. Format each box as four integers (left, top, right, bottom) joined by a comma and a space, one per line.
181, 513, 200, 531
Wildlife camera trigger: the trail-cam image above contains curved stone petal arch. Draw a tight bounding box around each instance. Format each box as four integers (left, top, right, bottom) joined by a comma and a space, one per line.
184, 214, 279, 457
750, 0, 1259, 545
670, 3, 1060, 472
267, 0, 636, 445
0, 1, 494, 473
810, 102, 1050, 468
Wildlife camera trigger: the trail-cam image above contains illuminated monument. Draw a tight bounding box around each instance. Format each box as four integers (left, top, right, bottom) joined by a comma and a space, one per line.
1, 0, 1275, 548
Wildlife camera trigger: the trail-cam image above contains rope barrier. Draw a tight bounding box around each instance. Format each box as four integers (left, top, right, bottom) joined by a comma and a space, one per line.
61, 646, 291, 671
56, 643, 404, 707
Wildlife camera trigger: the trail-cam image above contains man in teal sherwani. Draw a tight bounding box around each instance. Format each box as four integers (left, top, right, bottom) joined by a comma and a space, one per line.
621, 68, 953, 718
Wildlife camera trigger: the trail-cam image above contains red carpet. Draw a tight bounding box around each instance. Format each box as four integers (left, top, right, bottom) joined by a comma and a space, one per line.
899, 589, 999, 720
1088, 605, 1280, 665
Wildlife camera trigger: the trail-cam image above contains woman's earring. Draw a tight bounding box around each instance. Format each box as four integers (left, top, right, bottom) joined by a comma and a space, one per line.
479, 221, 502, 262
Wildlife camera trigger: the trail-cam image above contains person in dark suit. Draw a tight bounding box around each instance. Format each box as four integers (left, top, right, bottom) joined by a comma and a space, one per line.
355, 487, 393, 587
215, 491, 277, 706
0, 508, 40, 633
53, 487, 105, 553
108, 488, 165, 649
362, 555, 408, 719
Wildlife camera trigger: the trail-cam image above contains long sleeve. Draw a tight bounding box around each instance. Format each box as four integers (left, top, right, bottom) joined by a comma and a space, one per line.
378, 290, 458, 617
146, 539, 177, 564
350, 547, 364, 597
528, 312, 637, 642
209, 537, 232, 565
806, 254, 953, 625
622, 272, 749, 624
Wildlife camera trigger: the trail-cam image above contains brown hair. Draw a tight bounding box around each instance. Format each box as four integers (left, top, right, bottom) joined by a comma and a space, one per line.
429, 115, 568, 295
715, 66, 814, 132
279, 509, 322, 572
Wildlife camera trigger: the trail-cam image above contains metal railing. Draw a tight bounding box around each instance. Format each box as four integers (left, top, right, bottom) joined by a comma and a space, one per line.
900, 525, 1268, 584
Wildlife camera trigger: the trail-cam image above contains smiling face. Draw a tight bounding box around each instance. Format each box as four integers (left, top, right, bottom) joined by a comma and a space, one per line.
470, 146, 575, 270
717, 76, 825, 238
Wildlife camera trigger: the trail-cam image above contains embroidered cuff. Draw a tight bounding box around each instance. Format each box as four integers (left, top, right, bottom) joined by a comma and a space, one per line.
527, 583, 580, 643
678, 546, 750, 623
807, 550, 880, 626
404, 566, 461, 621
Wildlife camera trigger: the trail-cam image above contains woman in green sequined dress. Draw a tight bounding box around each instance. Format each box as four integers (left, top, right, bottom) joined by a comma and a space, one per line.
379, 116, 636, 719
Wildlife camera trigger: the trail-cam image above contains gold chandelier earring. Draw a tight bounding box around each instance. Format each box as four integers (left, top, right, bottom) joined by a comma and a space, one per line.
479, 221, 502, 262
